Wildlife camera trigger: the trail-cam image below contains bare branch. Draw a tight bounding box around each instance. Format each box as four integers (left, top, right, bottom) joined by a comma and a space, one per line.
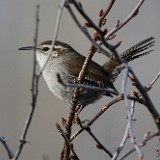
61, 1, 121, 158
56, 123, 80, 160
106, 0, 145, 39
119, 131, 160, 160
68, 0, 103, 35
13, 5, 40, 160
61, 44, 98, 160
70, 93, 145, 142
129, 68, 160, 130
0, 137, 14, 159
98, 0, 116, 27
79, 124, 113, 158
65, 2, 112, 58
122, 65, 143, 159
146, 71, 160, 90
16, 1, 158, 160
112, 98, 138, 159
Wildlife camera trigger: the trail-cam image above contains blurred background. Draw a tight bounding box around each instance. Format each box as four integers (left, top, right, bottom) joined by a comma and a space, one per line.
0, 0, 160, 159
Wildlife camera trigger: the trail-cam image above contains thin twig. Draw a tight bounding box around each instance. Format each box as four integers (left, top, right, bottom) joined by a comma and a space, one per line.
13, 5, 40, 160
66, 1, 122, 62
69, 0, 103, 35
119, 131, 160, 160
0, 137, 14, 159
62, 2, 116, 158
129, 67, 160, 130
56, 123, 80, 160
61, 1, 118, 158
66, 1, 121, 62
122, 65, 143, 159
61, 42, 97, 160
81, 125, 113, 158
63, 1, 156, 160
98, 0, 116, 27
112, 99, 136, 160
106, 0, 145, 39
112, 124, 129, 160
65, 2, 112, 58
146, 71, 160, 90
70, 94, 144, 141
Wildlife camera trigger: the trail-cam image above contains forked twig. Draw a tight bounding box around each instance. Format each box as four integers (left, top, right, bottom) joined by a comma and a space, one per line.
56, 123, 80, 160
70, 94, 141, 141
106, 0, 145, 39
112, 100, 136, 160
77, 122, 113, 158
61, 1, 121, 159
129, 68, 160, 130
65, 3, 112, 58
119, 131, 160, 160
121, 65, 143, 159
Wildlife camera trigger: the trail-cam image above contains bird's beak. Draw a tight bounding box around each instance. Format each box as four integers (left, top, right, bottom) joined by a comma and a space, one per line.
18, 46, 36, 51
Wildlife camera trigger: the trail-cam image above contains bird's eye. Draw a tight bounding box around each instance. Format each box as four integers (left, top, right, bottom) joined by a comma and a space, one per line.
43, 47, 50, 52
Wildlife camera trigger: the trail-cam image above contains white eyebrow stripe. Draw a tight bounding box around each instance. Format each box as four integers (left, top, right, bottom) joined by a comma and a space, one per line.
41, 44, 50, 48
54, 45, 68, 50
54, 45, 63, 49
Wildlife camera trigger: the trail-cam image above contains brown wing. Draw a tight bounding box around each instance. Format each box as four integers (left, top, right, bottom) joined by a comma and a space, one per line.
63, 51, 116, 92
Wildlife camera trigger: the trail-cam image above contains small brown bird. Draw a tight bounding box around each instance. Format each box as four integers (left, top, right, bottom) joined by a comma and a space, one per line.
19, 37, 155, 106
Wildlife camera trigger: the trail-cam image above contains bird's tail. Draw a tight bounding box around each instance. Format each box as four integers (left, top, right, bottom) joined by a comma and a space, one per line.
120, 37, 155, 62
102, 37, 155, 82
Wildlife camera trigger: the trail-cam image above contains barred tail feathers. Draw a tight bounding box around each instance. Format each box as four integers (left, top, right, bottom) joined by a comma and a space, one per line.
121, 37, 155, 62
102, 37, 155, 82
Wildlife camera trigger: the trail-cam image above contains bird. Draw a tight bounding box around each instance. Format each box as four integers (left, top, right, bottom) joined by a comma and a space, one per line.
19, 37, 155, 107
